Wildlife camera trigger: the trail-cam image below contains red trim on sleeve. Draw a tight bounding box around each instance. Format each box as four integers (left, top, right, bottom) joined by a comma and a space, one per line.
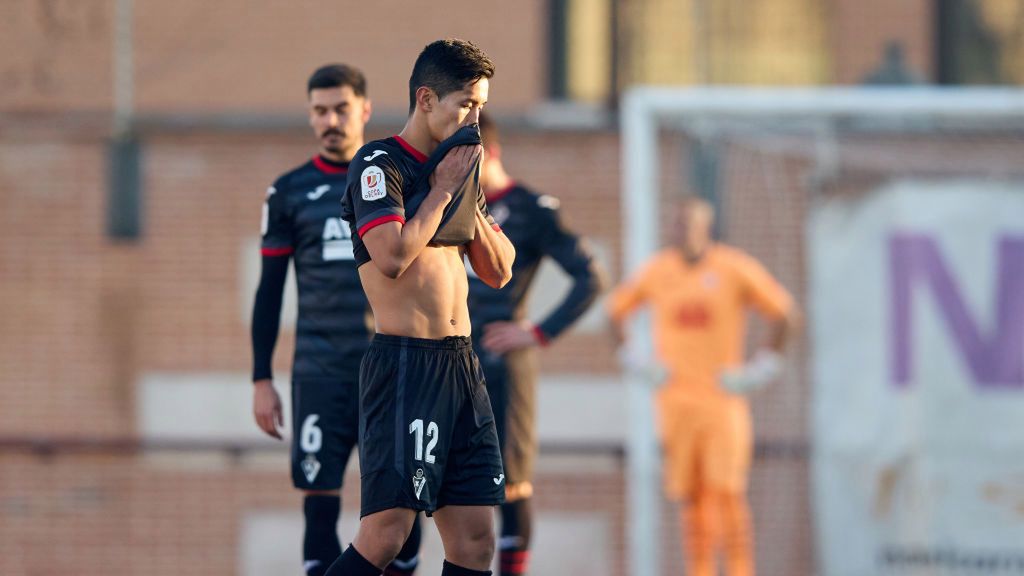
531, 325, 550, 347
485, 181, 516, 202
500, 550, 531, 573
312, 155, 349, 175
357, 214, 406, 237
501, 561, 528, 572
261, 247, 294, 257
393, 135, 428, 163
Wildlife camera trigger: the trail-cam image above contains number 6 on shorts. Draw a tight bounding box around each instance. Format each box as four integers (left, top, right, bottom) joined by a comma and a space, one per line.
301, 414, 323, 453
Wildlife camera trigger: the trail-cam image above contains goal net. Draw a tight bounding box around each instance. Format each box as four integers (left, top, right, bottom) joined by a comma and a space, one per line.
619, 87, 1024, 576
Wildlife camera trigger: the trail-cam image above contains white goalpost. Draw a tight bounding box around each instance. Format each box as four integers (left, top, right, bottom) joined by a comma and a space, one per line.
619, 87, 1024, 576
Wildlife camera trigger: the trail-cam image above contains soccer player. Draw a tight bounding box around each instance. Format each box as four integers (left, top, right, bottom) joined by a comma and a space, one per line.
468, 113, 605, 576
325, 39, 515, 576
607, 198, 799, 576
251, 64, 421, 576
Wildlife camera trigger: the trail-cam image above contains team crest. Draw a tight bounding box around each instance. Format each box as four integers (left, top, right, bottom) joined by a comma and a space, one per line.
702, 272, 719, 289
361, 166, 386, 201
413, 468, 427, 500
301, 454, 322, 483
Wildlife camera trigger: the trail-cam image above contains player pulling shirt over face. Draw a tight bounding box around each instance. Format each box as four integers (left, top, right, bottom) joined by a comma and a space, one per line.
343, 123, 498, 267
340, 127, 506, 519
326, 39, 515, 576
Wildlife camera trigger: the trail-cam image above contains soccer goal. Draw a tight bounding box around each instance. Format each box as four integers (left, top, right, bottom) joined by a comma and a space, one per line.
619, 87, 1024, 576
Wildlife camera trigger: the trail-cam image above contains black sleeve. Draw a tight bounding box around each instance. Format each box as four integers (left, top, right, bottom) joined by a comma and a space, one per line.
476, 184, 500, 232
251, 251, 290, 381
261, 181, 293, 256
534, 195, 606, 342
347, 152, 406, 238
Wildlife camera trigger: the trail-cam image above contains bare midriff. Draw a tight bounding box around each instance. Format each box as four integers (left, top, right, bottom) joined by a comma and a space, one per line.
358, 244, 471, 339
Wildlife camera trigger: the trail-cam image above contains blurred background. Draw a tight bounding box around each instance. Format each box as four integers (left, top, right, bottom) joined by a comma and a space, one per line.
1, 1, 1023, 575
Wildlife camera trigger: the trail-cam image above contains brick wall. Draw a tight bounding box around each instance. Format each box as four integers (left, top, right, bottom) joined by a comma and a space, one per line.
0, 0, 942, 120
0, 0, 547, 116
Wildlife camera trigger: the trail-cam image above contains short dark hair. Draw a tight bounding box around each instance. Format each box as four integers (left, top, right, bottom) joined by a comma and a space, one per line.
408, 39, 495, 113
307, 64, 367, 97
478, 111, 499, 147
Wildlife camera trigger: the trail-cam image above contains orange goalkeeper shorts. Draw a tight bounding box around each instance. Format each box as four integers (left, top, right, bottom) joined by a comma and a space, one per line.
655, 386, 752, 499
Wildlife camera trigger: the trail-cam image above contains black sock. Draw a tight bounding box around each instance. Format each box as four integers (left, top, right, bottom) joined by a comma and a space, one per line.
384, 513, 422, 575
499, 498, 532, 576
304, 495, 342, 576
441, 560, 492, 576
324, 545, 382, 576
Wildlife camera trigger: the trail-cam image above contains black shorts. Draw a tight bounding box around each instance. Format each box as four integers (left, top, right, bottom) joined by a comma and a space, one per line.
479, 347, 538, 488
359, 335, 505, 517
291, 375, 360, 491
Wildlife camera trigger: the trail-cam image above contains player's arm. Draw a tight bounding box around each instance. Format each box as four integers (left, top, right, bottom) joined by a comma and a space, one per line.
252, 257, 288, 383
604, 258, 664, 377
605, 260, 655, 347
720, 252, 801, 394
251, 184, 289, 439
480, 196, 602, 353
466, 190, 515, 289
532, 196, 606, 344
740, 252, 800, 352
764, 305, 799, 352
251, 255, 287, 439
357, 146, 479, 278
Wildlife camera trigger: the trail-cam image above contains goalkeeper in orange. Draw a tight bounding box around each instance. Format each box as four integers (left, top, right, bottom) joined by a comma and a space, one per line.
607, 197, 799, 576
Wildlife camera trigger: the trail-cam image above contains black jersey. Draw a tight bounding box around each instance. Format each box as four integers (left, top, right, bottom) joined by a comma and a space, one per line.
467, 183, 602, 344
261, 156, 371, 376
341, 135, 424, 266
341, 132, 497, 267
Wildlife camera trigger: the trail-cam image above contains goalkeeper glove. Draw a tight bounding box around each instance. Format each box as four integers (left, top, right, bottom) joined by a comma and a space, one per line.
617, 347, 669, 386
720, 349, 783, 395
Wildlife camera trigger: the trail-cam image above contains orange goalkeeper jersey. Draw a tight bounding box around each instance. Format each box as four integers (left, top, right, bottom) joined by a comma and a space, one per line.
608, 245, 792, 395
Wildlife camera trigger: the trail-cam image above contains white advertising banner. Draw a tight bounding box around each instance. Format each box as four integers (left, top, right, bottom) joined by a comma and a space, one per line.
811, 180, 1024, 576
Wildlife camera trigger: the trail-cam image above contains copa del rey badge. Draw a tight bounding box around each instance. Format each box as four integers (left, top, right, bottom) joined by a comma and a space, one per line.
361, 166, 386, 201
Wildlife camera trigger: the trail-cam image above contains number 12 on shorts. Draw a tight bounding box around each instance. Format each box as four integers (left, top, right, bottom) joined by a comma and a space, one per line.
409, 419, 438, 464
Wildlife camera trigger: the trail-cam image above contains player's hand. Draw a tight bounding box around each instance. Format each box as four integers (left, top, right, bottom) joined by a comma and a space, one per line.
253, 379, 285, 440
430, 144, 482, 195
616, 347, 669, 385
481, 321, 540, 354
719, 349, 784, 395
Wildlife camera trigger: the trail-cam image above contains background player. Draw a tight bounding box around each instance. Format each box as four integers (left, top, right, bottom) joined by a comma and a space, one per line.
326, 39, 514, 576
469, 113, 605, 576
607, 197, 799, 576
250, 64, 421, 576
